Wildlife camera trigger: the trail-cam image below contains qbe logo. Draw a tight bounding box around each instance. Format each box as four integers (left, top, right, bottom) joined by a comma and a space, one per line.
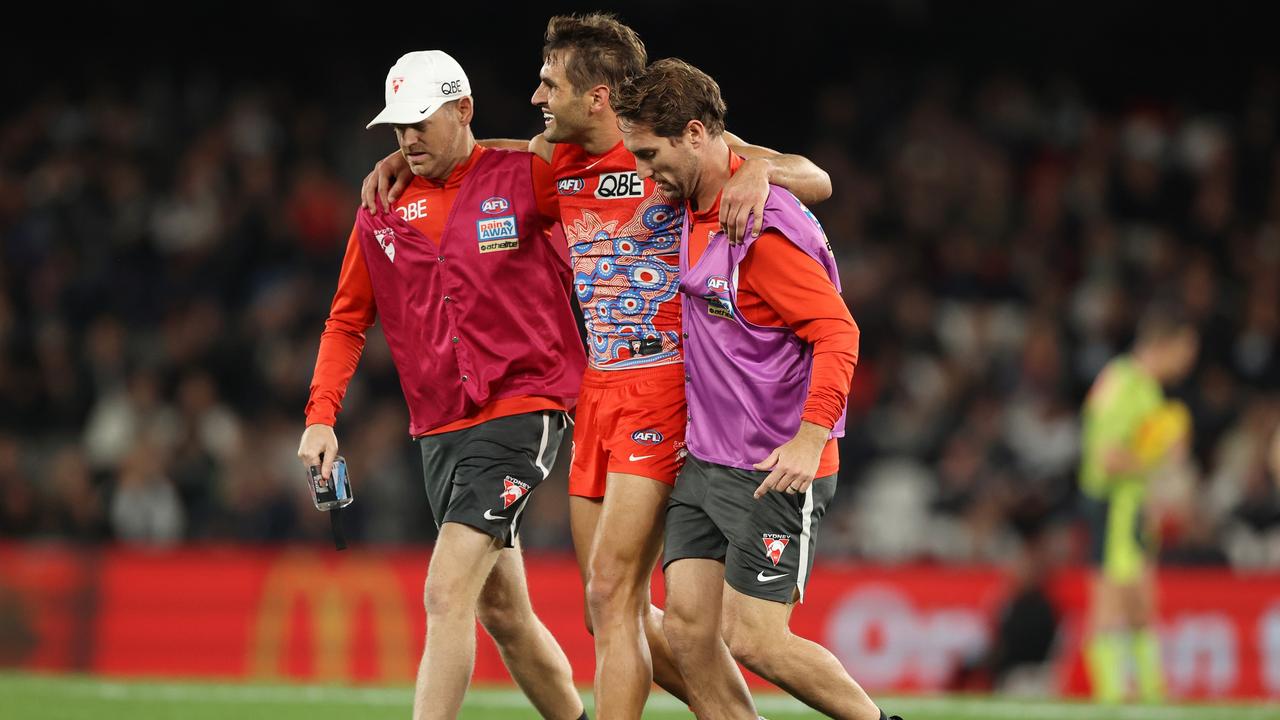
558, 177, 585, 195
706, 275, 730, 293
632, 429, 664, 445
595, 171, 645, 199
476, 216, 518, 253
480, 196, 510, 214
440, 80, 463, 95
397, 198, 429, 221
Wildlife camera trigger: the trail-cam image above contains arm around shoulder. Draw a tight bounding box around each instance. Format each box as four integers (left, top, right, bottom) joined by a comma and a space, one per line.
724, 131, 832, 205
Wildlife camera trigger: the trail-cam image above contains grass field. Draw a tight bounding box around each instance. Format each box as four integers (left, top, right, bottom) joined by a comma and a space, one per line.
3, 672, 1278, 720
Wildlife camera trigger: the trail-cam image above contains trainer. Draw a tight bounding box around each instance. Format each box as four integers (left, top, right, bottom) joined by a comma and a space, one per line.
297, 50, 587, 720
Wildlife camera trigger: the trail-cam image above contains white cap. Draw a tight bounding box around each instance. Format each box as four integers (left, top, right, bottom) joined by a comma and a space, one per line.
367, 50, 472, 129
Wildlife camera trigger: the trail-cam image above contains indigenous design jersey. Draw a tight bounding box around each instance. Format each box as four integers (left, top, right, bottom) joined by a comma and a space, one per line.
550, 141, 683, 370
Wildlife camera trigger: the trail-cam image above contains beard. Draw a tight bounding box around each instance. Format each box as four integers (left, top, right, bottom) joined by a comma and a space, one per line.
541, 102, 590, 145
655, 178, 688, 201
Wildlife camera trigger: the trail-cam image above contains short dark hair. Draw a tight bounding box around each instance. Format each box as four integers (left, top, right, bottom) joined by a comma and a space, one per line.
543, 13, 646, 95
612, 58, 727, 138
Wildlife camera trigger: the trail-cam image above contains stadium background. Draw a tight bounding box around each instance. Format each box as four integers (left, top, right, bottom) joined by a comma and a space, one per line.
3, 0, 1280, 709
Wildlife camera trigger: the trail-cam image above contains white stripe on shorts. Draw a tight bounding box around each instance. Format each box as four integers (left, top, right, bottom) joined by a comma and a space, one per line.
797, 487, 815, 603
533, 412, 553, 479
512, 412, 554, 536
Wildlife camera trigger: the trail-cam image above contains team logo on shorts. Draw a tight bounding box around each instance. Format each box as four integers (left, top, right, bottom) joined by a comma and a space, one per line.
762, 534, 791, 565
500, 476, 531, 509
373, 228, 396, 263
557, 177, 585, 195
632, 429, 664, 445
480, 196, 510, 214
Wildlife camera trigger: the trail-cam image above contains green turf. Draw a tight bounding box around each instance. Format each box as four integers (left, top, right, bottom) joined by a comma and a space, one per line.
2, 671, 1277, 720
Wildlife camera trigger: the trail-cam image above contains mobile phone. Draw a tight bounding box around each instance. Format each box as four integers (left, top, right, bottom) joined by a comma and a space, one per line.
307, 456, 354, 511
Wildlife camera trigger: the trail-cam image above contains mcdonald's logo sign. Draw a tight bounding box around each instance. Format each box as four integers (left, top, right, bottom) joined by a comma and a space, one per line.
250, 550, 414, 681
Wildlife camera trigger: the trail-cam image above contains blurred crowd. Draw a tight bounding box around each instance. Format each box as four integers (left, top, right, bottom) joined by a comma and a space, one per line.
2, 62, 1279, 570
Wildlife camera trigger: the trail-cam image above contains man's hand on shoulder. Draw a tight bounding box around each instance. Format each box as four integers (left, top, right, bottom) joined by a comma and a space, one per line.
361, 150, 412, 213
720, 157, 770, 245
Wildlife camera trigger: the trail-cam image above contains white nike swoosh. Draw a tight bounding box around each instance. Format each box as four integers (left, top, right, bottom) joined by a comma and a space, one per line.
584, 157, 606, 171
628, 454, 656, 462
483, 509, 508, 521
756, 571, 788, 582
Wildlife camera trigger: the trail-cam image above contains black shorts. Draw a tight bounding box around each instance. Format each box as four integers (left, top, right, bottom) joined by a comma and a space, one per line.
417, 410, 566, 548
664, 455, 837, 604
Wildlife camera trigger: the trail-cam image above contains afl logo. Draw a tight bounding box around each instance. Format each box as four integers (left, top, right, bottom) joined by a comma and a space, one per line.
481, 196, 510, 214
632, 429, 664, 445
706, 275, 730, 293
558, 177, 585, 195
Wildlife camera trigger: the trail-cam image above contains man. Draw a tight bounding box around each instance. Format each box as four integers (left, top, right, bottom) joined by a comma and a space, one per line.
298, 51, 587, 720
363, 14, 833, 719
613, 58, 897, 720
1079, 308, 1199, 703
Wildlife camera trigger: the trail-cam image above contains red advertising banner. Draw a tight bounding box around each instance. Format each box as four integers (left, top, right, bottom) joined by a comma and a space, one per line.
2, 544, 1279, 699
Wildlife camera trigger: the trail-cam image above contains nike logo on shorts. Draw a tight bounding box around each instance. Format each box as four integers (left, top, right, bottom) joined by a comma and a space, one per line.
628, 454, 656, 462
483, 509, 507, 521
756, 571, 788, 583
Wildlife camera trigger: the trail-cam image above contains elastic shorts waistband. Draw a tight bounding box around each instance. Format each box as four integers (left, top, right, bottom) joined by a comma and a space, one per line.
580, 361, 685, 389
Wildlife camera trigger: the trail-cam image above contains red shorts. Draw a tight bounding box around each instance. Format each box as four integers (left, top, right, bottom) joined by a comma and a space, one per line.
568, 363, 688, 499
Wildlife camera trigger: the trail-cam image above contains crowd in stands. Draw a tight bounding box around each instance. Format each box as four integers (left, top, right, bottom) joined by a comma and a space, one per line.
2, 61, 1278, 572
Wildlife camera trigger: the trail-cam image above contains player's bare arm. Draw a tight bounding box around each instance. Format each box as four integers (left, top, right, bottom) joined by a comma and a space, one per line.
752, 420, 830, 498
527, 133, 554, 164
361, 149, 412, 212
722, 130, 832, 242
360, 136, 550, 211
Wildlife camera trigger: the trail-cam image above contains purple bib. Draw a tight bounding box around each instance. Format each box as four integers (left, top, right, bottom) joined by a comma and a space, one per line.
678, 187, 846, 469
